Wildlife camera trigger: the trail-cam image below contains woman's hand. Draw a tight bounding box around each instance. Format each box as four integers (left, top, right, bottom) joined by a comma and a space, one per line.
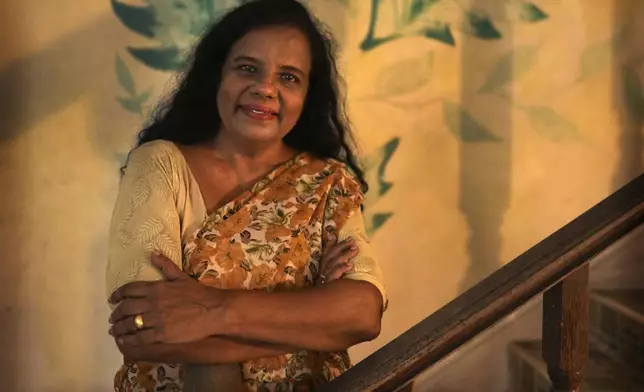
108, 254, 225, 346
316, 237, 359, 285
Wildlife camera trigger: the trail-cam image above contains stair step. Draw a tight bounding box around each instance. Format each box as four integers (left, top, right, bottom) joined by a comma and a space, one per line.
590, 289, 644, 373
508, 341, 643, 392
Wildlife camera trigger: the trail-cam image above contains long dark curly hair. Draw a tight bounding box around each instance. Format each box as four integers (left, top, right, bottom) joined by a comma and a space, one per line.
135, 0, 367, 193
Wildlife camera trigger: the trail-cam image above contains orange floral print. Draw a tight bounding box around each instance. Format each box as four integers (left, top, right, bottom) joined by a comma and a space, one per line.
200, 268, 249, 289
290, 204, 315, 227
213, 237, 245, 270
218, 207, 252, 237
252, 355, 290, 371
114, 153, 364, 392
262, 176, 299, 202
265, 225, 292, 243
288, 235, 311, 268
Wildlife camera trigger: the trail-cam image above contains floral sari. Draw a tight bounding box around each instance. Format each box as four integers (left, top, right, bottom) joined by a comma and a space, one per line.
112, 148, 371, 392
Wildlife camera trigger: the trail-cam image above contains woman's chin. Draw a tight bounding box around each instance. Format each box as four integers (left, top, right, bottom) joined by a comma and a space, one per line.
236, 125, 285, 144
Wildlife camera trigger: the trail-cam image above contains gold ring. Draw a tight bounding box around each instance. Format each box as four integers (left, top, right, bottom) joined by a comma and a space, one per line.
134, 314, 144, 330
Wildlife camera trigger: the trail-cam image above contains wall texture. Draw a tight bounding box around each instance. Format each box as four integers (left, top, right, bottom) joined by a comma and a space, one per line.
0, 0, 642, 391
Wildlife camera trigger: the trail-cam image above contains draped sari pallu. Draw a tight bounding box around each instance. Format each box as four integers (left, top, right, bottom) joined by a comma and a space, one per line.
115, 153, 364, 392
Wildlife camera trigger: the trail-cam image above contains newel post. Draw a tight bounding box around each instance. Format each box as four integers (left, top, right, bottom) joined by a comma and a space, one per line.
542, 264, 590, 392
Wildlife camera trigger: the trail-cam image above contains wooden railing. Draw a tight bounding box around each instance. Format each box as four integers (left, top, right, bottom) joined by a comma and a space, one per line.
322, 173, 644, 392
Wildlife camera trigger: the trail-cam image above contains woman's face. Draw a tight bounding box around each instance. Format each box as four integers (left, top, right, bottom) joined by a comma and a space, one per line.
217, 25, 311, 146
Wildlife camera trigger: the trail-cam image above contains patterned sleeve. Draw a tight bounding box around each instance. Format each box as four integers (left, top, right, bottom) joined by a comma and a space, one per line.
322, 164, 388, 311
337, 208, 388, 311
105, 142, 182, 306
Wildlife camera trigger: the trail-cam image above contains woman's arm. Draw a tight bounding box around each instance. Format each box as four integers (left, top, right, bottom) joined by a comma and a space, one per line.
208, 208, 386, 352
106, 142, 183, 302
111, 265, 383, 353
111, 259, 383, 353
106, 142, 277, 370
113, 235, 368, 363
110, 208, 386, 352
117, 335, 294, 364
213, 279, 383, 352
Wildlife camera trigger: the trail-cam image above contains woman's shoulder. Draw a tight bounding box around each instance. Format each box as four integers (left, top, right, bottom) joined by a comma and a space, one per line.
306, 155, 363, 195
129, 139, 182, 160
126, 140, 185, 170
309, 155, 351, 176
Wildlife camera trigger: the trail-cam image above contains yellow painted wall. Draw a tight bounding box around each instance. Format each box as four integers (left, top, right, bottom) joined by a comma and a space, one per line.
0, 0, 642, 390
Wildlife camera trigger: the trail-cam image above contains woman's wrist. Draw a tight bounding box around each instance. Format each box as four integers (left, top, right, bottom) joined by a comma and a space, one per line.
203, 287, 238, 337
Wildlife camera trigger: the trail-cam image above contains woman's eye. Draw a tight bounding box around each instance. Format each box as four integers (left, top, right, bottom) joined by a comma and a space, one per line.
238, 64, 256, 73
280, 73, 300, 84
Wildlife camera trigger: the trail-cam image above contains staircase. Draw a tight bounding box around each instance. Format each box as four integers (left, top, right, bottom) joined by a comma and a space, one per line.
321, 173, 644, 392
509, 289, 644, 391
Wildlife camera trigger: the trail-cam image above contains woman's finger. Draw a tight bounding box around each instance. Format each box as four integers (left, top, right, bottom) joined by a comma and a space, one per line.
151, 253, 185, 281
322, 238, 356, 264
322, 245, 359, 272
319, 247, 360, 283
324, 259, 354, 281
109, 281, 152, 304
117, 327, 160, 347
109, 298, 153, 324
110, 311, 161, 338
110, 315, 140, 337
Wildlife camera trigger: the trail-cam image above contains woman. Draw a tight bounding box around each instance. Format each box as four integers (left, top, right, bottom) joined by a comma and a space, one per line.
106, 0, 387, 391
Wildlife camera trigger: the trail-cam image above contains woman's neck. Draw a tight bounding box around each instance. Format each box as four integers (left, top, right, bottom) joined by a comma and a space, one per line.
205, 132, 297, 174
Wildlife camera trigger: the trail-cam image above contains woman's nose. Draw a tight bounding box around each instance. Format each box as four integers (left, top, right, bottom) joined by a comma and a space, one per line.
251, 77, 277, 99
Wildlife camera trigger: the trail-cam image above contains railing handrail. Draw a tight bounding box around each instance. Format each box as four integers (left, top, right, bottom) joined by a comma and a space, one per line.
322, 173, 644, 392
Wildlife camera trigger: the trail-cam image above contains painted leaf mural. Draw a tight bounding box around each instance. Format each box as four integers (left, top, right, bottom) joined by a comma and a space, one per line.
508, 0, 548, 22
112, 0, 401, 235
115, 55, 149, 116
373, 51, 434, 97
357, 0, 555, 143
362, 138, 400, 236
127, 47, 184, 71
443, 101, 502, 142
463, 11, 501, 40
111, 0, 157, 38
360, 0, 547, 51
115, 54, 136, 95
621, 65, 644, 125
578, 39, 613, 81
478, 45, 539, 94
111, 0, 240, 71
520, 106, 579, 142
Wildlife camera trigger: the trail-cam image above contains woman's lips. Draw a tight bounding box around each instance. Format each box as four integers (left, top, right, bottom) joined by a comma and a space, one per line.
239, 104, 278, 121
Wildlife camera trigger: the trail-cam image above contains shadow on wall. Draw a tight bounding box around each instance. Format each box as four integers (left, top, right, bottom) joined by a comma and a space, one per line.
0, 1, 352, 390
0, 9, 139, 390
0, 3, 29, 390
0, 13, 137, 158
457, 0, 512, 293
457, 0, 644, 294
612, 0, 644, 189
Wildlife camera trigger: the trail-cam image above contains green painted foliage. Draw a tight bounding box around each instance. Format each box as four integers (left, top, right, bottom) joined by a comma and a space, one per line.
478, 45, 539, 94
362, 138, 400, 237
374, 52, 434, 97
111, 0, 157, 38
127, 47, 184, 71
521, 106, 579, 142
114, 55, 152, 116
361, 0, 547, 51
443, 101, 502, 142
621, 66, 644, 125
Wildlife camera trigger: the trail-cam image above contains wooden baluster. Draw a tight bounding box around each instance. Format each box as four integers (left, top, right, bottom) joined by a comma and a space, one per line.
542, 264, 590, 392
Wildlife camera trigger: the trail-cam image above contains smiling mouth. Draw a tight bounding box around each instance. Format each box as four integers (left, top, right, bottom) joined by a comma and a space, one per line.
250, 108, 275, 115
240, 105, 279, 121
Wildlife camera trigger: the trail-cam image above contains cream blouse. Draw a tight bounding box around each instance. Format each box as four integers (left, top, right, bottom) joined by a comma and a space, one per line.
106, 140, 387, 309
